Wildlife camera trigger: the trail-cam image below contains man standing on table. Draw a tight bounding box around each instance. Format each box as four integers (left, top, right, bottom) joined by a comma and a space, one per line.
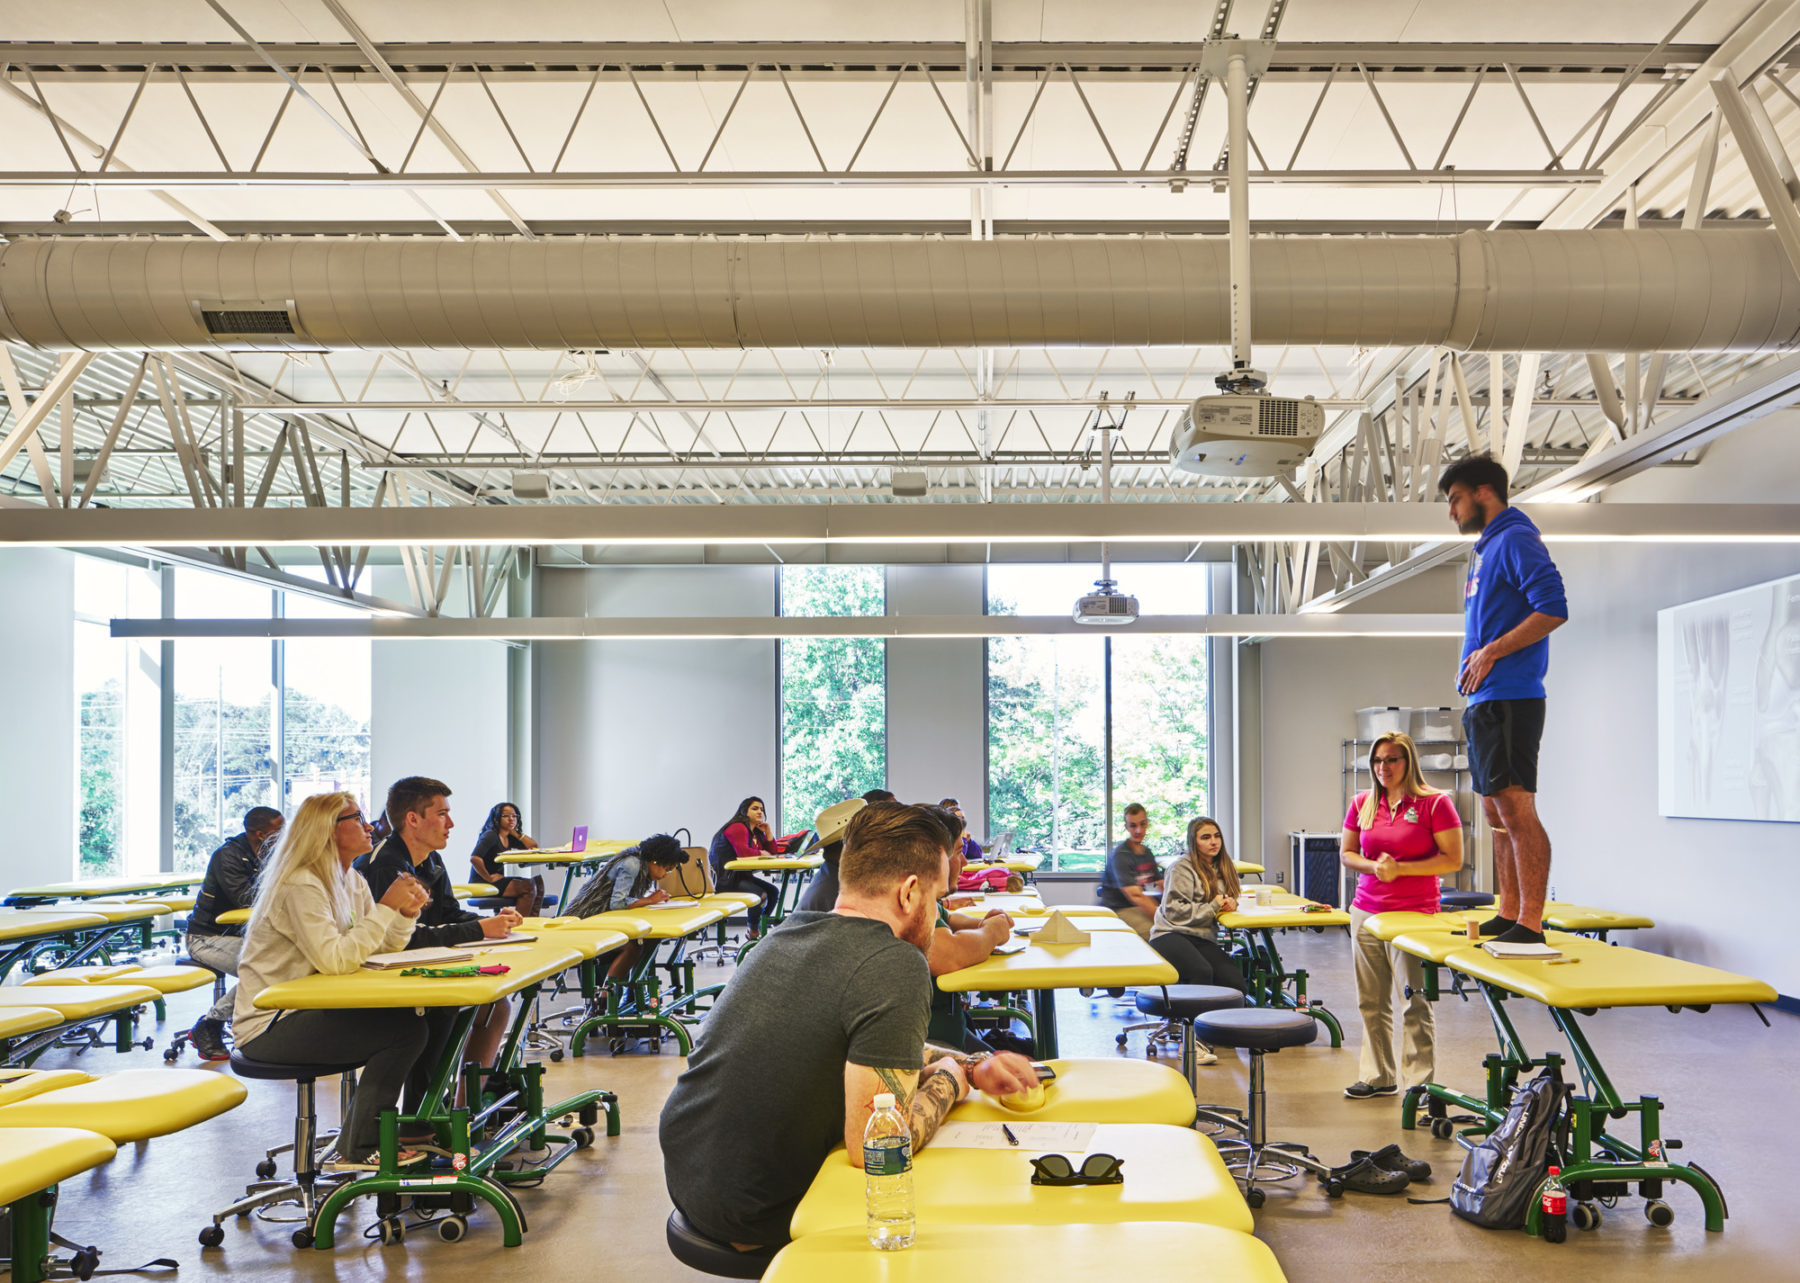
659, 801, 1039, 1258
1439, 454, 1568, 946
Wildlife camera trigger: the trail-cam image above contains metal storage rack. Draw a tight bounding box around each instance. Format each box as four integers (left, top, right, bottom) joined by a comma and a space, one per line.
1341, 736, 1485, 896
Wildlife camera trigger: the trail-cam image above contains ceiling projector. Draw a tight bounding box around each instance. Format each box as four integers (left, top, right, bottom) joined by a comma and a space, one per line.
1169, 391, 1325, 477
1073, 581, 1139, 627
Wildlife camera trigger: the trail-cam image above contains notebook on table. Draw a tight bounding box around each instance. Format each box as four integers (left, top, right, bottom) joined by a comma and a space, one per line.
362, 946, 475, 970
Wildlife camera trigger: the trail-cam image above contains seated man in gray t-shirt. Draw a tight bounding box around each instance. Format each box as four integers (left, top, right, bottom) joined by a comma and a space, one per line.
659, 801, 1039, 1252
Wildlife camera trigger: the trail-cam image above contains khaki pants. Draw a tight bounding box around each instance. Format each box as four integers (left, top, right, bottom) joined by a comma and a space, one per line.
1116, 905, 1155, 941
1348, 905, 1435, 1090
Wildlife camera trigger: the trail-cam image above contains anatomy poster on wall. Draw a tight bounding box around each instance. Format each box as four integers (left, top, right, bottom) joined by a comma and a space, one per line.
1658, 571, 1800, 822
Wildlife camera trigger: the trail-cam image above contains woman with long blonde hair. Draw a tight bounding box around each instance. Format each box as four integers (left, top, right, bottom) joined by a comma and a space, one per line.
1149, 816, 1249, 1002
1339, 731, 1464, 1101
232, 791, 435, 1169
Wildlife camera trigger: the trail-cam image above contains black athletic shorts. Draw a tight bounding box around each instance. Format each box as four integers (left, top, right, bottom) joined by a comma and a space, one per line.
1463, 698, 1546, 796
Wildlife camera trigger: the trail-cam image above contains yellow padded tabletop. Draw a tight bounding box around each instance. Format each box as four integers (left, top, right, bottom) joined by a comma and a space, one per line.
495, 845, 620, 867
482, 927, 629, 964
0, 984, 160, 1019
697, 892, 761, 911
215, 908, 250, 926
254, 941, 585, 1011
1390, 928, 1587, 966
724, 855, 824, 872
950, 1057, 1198, 1127
1540, 903, 1656, 932
1219, 903, 1352, 930
451, 883, 500, 899
953, 892, 1046, 914
133, 894, 197, 912
1234, 861, 1267, 876
7, 875, 200, 900
1359, 911, 1453, 942
0, 909, 109, 940
937, 929, 1176, 995
765, 1223, 1285, 1283
0, 1068, 247, 1143
21, 965, 141, 986
0, 1069, 93, 1107
554, 902, 726, 939
1016, 914, 1136, 933
43, 902, 167, 925
0, 1128, 116, 1205
102, 964, 214, 995
790, 1123, 1251, 1238
0, 1009, 64, 1041
1444, 943, 1778, 1010
526, 914, 651, 941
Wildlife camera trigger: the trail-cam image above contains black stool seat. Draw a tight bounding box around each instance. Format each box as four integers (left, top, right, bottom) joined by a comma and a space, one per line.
1193, 1008, 1319, 1051
229, 1052, 363, 1082
665, 1209, 775, 1279
1440, 891, 1494, 909
1134, 985, 1245, 1020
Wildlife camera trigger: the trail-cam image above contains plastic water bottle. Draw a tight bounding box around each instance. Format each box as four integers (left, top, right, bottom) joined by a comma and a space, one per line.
1540, 1166, 1567, 1243
863, 1093, 915, 1250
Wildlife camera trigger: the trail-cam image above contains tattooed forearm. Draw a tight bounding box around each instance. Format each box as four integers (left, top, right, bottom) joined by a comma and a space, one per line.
923, 1041, 990, 1072
874, 1065, 914, 1111
907, 1066, 960, 1153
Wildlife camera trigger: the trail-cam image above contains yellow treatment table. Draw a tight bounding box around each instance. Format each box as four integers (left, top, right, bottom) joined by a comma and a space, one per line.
0, 1127, 119, 1283
4, 875, 202, 907
937, 927, 1176, 1057
1234, 861, 1267, 878
790, 1122, 1251, 1238
495, 844, 627, 904
0, 1067, 246, 1143
0, 1009, 64, 1064
723, 853, 823, 931
215, 907, 249, 927
0, 984, 162, 1058
536, 903, 730, 1056
452, 882, 501, 899
0, 910, 109, 984
1394, 933, 1777, 1236
246, 935, 624, 1250
764, 1222, 1285, 1283
950, 1057, 1198, 1127
1217, 897, 1352, 1046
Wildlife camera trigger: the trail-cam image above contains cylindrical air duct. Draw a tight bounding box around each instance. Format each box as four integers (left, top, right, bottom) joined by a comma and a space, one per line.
0, 230, 1795, 352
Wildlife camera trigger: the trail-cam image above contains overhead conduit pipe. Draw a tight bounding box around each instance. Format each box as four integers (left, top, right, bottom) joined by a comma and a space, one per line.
0, 229, 1797, 353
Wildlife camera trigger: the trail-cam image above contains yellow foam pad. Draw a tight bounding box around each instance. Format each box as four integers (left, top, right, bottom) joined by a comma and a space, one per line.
0, 1128, 117, 1205
0, 1009, 64, 1040
1445, 941, 1777, 1009
0, 1069, 246, 1143
0, 984, 161, 1020
951, 1058, 1197, 1127
764, 1223, 1286, 1283
112, 964, 214, 995
0, 1070, 95, 1107
1540, 903, 1655, 932
702, 892, 762, 911
22, 965, 142, 986
994, 1084, 1046, 1113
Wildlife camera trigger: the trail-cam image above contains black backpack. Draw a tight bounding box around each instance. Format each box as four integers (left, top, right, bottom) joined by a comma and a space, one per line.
1448, 1066, 1570, 1230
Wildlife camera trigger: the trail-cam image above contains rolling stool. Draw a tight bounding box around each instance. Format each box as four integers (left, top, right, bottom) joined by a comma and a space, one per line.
201, 1052, 364, 1249
1128, 985, 1244, 1088
665, 1209, 777, 1278
1440, 891, 1494, 910
1191, 1008, 1341, 1208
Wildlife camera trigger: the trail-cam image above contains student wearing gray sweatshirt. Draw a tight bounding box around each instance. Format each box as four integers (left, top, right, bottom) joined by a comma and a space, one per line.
1149, 816, 1249, 995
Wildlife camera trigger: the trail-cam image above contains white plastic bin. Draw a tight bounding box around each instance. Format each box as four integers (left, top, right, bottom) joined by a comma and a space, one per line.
1356, 706, 1407, 741
1409, 706, 1458, 742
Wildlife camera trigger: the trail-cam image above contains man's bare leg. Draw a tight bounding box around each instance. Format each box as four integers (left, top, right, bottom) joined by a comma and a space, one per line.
1483, 795, 1520, 923
1491, 787, 1550, 932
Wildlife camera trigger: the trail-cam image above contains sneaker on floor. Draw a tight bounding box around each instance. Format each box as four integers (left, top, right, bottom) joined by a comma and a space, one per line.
1343, 1080, 1398, 1100
188, 1017, 231, 1062
1194, 1042, 1219, 1066
1330, 1155, 1412, 1195
323, 1149, 426, 1173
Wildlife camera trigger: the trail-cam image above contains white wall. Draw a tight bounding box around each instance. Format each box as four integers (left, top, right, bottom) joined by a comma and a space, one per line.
531, 566, 778, 846
1538, 412, 1800, 996
1253, 567, 1467, 879
886, 565, 987, 836
0, 549, 77, 888
369, 568, 511, 834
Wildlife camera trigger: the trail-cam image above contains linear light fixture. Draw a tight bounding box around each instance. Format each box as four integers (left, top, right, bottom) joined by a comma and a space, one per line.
108, 613, 1467, 642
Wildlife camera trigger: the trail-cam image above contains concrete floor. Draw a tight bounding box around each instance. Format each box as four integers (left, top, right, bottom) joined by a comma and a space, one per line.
34, 928, 1798, 1283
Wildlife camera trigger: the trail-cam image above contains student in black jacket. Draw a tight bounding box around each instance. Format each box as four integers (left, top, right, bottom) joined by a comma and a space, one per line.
185, 805, 285, 1060
355, 777, 525, 1122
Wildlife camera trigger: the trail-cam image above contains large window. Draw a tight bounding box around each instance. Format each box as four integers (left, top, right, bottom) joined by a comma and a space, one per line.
778, 566, 886, 834
987, 565, 1211, 873
73, 557, 373, 878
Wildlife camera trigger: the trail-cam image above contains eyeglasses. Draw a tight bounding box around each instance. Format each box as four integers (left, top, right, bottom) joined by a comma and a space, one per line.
1028, 1153, 1124, 1186
336, 811, 366, 826
1371, 756, 1408, 767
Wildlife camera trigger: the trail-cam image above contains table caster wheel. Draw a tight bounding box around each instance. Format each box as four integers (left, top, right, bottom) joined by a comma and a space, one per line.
572, 1126, 596, 1148
437, 1215, 468, 1242
1571, 1202, 1601, 1231
255, 1159, 277, 1179
1245, 1187, 1266, 1209
198, 1225, 224, 1248
1115, 1033, 1128, 1047
377, 1218, 404, 1246
1430, 1118, 1456, 1140
1645, 1200, 1673, 1227
163, 1047, 179, 1063
1324, 1178, 1345, 1198
550, 1048, 564, 1062
291, 1228, 315, 1249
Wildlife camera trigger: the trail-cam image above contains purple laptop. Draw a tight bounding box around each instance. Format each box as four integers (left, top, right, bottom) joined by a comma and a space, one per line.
571, 826, 588, 853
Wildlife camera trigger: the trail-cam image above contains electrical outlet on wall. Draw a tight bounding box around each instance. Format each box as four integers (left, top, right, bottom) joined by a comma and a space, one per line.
1274, 871, 1285, 885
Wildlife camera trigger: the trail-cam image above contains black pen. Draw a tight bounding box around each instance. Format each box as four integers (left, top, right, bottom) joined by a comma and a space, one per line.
1001, 1124, 1020, 1147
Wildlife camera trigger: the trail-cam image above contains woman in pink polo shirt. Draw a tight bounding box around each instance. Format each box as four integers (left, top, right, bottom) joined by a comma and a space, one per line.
1340, 731, 1465, 1101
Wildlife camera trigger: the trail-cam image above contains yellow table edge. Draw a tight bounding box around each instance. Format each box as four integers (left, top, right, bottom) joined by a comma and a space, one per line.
254, 942, 586, 1010
1441, 942, 1779, 1009
0, 1127, 118, 1206
725, 855, 824, 872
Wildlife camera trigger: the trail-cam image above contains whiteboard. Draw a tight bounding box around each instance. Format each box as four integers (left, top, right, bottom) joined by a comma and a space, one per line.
1658, 571, 1800, 822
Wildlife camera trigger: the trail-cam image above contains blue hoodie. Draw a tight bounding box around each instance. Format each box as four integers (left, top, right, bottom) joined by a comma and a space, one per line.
1461, 506, 1568, 704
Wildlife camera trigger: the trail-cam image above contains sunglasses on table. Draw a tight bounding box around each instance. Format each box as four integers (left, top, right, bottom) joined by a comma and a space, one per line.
1028, 1153, 1124, 1186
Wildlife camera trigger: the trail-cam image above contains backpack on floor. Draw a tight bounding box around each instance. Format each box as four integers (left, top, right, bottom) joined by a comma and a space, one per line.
1448, 1066, 1569, 1230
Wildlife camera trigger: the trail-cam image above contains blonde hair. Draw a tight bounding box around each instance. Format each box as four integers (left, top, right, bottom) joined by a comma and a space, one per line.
1357, 732, 1443, 828
251, 792, 358, 924
1183, 816, 1240, 901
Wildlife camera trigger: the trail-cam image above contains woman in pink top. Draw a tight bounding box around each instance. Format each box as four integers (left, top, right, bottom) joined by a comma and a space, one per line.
1339, 731, 1464, 1101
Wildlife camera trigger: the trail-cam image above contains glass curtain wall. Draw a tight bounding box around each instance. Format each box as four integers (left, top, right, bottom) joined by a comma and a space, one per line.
778, 566, 886, 835
986, 564, 1211, 873
73, 559, 162, 877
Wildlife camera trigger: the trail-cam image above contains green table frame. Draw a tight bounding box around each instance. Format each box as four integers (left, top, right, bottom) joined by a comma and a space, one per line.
1224, 924, 1345, 1047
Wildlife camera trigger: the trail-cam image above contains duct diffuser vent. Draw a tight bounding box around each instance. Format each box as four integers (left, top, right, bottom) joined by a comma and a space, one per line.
201, 308, 293, 335
190, 299, 309, 349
